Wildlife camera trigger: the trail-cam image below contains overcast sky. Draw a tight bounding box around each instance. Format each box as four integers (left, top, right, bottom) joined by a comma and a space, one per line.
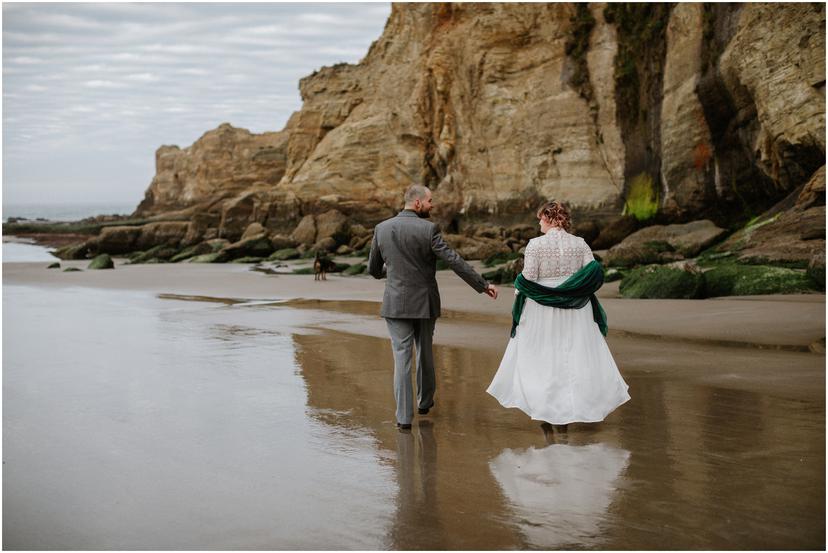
2, 2, 391, 207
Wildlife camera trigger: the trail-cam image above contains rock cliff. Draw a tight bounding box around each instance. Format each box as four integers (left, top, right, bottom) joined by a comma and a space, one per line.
134, 2, 824, 248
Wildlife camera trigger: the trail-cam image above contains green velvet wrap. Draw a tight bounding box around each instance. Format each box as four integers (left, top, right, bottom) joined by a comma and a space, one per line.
511, 260, 608, 338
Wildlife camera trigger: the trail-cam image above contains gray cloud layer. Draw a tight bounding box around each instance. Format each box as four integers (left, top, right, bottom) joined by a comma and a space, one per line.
3, 2, 391, 206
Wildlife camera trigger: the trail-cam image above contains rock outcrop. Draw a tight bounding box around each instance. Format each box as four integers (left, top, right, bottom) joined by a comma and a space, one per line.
120, 3, 822, 261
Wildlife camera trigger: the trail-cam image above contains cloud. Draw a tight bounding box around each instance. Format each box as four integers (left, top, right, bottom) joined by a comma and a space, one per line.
84, 80, 126, 89
125, 73, 160, 83
2, 2, 392, 205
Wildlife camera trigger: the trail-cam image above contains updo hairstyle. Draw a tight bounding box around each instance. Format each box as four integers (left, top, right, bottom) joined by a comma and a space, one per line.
536, 200, 572, 232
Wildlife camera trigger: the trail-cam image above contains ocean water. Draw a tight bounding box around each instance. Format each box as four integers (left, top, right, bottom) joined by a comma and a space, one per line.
2, 241, 59, 262
3, 202, 138, 222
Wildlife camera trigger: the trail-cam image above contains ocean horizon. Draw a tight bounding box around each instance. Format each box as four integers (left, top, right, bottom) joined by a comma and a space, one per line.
3, 201, 138, 223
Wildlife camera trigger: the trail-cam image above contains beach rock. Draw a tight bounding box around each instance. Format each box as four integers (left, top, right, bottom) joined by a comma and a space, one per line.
314, 237, 337, 252
796, 166, 826, 211
444, 233, 511, 261
591, 217, 641, 250
241, 222, 268, 241
268, 248, 301, 261
807, 251, 825, 290
134, 221, 190, 251
47, 262, 60, 269
128, 245, 179, 264
291, 215, 317, 246
220, 236, 274, 260
232, 256, 264, 264
53, 242, 92, 260
604, 268, 622, 282
94, 226, 142, 255
619, 265, 705, 299
315, 209, 350, 245
63, 267, 82, 272
702, 264, 817, 297
270, 234, 298, 250
88, 254, 114, 270
170, 242, 213, 263
605, 220, 727, 267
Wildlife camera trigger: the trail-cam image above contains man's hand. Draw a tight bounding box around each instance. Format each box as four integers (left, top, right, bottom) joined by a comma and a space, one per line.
484, 284, 499, 300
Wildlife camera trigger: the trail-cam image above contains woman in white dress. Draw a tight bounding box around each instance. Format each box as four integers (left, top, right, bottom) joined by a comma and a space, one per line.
487, 201, 630, 433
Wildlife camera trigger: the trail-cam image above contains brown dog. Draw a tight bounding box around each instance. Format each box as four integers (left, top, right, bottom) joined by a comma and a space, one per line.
313, 252, 328, 281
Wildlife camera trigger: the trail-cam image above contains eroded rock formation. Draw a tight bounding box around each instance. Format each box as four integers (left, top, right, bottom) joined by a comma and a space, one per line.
127, 2, 823, 260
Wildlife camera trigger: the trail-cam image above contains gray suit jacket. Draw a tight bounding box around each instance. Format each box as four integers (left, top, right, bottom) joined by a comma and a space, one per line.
368, 210, 489, 319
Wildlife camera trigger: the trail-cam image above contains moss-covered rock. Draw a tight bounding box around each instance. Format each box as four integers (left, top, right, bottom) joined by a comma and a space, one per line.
63, 267, 82, 272
88, 254, 114, 270
53, 242, 92, 260
128, 245, 178, 264
807, 251, 825, 290
619, 265, 704, 299
170, 242, 213, 263
703, 264, 818, 297
268, 248, 301, 261
292, 267, 315, 275
342, 263, 367, 276
483, 251, 522, 267
232, 256, 265, 264
47, 262, 60, 269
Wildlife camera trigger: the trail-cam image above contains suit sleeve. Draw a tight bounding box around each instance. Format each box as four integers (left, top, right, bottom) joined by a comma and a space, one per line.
431, 226, 488, 293
367, 231, 386, 279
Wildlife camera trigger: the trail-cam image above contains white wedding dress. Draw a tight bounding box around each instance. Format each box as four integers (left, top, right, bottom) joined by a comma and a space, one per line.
487, 228, 630, 424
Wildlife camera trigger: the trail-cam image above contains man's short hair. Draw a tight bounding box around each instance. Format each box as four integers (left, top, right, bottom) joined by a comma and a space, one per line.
404, 184, 430, 204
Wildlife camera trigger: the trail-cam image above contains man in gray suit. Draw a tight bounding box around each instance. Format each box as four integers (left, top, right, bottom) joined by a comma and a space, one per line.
368, 185, 499, 430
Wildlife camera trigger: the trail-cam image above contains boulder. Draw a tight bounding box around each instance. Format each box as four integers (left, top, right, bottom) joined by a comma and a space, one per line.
270, 234, 298, 250
703, 264, 817, 297
53, 242, 92, 260
220, 236, 274, 260
88, 254, 114, 270
268, 248, 301, 261
47, 262, 60, 269
807, 250, 825, 290
134, 221, 190, 251
336, 245, 353, 255
232, 256, 264, 263
315, 209, 350, 245
571, 220, 600, 245
605, 220, 727, 267
290, 214, 317, 245
63, 267, 82, 272
241, 222, 268, 241
170, 242, 214, 263
95, 226, 142, 254
314, 237, 337, 252
718, 206, 825, 267
619, 265, 705, 299
591, 217, 641, 250
349, 234, 372, 251
443, 233, 511, 261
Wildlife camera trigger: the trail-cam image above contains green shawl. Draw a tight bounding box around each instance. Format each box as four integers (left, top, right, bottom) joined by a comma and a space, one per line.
510, 260, 608, 338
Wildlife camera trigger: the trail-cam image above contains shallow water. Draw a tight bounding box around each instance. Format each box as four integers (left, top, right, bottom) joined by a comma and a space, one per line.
3, 285, 825, 549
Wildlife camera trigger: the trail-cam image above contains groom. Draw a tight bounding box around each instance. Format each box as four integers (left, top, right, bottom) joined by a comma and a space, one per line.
368, 185, 499, 430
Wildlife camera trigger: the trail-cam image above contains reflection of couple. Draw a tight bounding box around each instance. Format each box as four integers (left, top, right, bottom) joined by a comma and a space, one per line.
368, 185, 629, 431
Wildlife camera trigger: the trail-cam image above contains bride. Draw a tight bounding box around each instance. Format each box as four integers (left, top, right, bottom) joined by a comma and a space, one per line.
487, 200, 630, 433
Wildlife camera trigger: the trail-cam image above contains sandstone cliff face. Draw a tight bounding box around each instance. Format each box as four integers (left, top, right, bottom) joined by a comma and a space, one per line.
135, 2, 824, 249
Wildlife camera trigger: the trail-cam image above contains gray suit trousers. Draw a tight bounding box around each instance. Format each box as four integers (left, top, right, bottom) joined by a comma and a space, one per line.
385, 317, 436, 424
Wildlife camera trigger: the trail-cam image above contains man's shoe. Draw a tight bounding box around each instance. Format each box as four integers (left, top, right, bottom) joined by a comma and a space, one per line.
396, 422, 412, 430
417, 407, 430, 415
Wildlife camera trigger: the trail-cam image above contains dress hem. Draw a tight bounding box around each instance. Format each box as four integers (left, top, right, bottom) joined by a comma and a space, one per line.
487, 391, 631, 426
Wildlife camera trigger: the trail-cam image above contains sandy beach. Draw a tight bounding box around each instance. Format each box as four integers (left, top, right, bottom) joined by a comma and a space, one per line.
3, 252, 826, 549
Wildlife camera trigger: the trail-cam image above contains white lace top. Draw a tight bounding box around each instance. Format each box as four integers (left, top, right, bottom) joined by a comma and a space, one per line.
522, 228, 595, 281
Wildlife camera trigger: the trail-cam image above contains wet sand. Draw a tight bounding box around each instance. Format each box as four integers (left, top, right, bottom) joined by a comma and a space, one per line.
3, 257, 826, 549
